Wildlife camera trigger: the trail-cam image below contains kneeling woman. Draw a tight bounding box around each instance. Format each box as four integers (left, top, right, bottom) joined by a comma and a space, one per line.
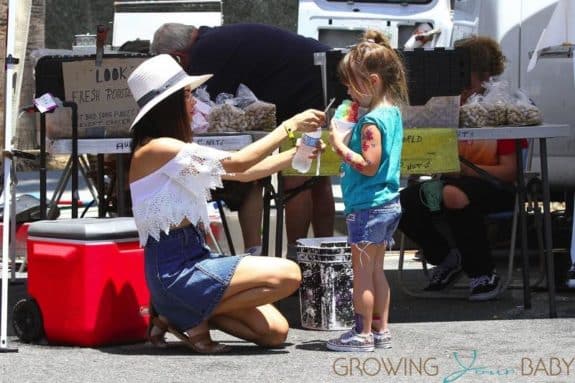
127, 55, 325, 353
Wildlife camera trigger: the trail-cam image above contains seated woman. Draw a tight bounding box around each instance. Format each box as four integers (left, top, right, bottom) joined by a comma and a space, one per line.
127, 54, 326, 353
399, 35, 527, 301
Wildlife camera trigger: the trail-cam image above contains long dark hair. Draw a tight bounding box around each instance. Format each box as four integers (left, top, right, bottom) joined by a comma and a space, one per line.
130, 89, 191, 156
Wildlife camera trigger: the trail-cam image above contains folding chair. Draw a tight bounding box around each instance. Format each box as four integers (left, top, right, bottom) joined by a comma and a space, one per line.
398, 143, 546, 298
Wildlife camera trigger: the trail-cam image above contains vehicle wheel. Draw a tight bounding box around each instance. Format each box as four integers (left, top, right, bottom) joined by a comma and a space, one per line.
12, 298, 44, 343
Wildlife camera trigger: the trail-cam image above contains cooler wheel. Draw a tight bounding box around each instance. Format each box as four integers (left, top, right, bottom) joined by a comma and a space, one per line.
12, 298, 44, 343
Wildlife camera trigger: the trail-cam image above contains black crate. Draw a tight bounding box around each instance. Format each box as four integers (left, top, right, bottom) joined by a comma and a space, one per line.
322, 47, 470, 106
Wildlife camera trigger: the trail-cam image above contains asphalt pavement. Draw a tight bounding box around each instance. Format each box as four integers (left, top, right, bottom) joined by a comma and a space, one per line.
1, 171, 574, 383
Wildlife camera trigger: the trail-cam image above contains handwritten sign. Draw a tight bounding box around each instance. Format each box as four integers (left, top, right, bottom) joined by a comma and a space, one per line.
193, 135, 253, 151
401, 128, 460, 174
47, 134, 255, 155
62, 57, 146, 138
47, 138, 133, 154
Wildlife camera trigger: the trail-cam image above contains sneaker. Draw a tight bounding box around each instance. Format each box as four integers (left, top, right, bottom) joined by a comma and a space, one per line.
424, 252, 463, 291
566, 264, 575, 289
469, 272, 501, 301
245, 246, 262, 256
326, 328, 374, 352
412, 250, 424, 262
372, 329, 392, 349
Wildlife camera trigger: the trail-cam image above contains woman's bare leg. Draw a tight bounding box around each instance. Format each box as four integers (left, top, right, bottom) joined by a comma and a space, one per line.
151, 256, 299, 352
209, 304, 289, 347
212, 256, 301, 315
310, 176, 335, 237
238, 182, 264, 250
284, 176, 312, 244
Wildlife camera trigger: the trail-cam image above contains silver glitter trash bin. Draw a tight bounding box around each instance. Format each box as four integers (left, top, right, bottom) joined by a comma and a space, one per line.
296, 237, 354, 330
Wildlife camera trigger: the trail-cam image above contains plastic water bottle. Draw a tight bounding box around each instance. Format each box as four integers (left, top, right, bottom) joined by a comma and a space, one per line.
291, 129, 322, 173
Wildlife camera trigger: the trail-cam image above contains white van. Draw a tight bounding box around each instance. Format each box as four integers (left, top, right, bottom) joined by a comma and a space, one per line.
112, 0, 223, 48
297, 0, 453, 49
298, 0, 575, 194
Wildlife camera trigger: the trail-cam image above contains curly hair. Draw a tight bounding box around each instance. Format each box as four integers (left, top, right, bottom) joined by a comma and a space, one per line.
454, 35, 506, 77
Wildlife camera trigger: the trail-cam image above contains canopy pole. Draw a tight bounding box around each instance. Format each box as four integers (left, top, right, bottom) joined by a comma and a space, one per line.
1, 0, 21, 353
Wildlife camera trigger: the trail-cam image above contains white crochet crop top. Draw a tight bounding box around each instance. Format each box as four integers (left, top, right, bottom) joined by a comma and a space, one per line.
130, 143, 230, 246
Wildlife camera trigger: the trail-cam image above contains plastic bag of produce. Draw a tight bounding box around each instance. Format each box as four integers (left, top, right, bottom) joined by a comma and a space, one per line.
481, 79, 511, 126
459, 94, 488, 128
506, 89, 542, 126
206, 84, 276, 132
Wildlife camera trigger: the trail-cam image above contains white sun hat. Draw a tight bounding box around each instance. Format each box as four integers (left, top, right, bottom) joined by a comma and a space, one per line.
128, 54, 212, 129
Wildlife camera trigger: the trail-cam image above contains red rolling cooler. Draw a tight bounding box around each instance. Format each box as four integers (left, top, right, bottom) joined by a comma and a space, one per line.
13, 217, 150, 346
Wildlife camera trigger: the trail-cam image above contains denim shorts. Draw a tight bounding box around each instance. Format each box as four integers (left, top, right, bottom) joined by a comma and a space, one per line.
144, 225, 243, 331
346, 199, 402, 246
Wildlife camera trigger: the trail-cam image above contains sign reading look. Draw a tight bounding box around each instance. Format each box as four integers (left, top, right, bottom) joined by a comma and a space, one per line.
62, 57, 145, 138
401, 128, 460, 174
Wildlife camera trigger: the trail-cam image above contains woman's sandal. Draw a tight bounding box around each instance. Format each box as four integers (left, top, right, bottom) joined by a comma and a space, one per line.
151, 316, 231, 354
147, 305, 167, 348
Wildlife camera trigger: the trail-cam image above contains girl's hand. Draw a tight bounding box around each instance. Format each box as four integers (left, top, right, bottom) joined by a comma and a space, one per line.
289, 109, 325, 133
328, 120, 345, 150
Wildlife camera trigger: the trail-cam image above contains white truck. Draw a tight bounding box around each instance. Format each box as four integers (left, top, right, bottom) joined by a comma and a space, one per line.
112, 0, 222, 48
297, 0, 575, 198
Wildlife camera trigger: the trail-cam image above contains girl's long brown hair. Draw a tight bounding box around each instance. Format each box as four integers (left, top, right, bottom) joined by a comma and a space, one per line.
338, 29, 409, 106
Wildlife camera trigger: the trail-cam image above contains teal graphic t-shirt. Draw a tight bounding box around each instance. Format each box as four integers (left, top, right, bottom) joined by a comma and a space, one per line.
340, 106, 403, 215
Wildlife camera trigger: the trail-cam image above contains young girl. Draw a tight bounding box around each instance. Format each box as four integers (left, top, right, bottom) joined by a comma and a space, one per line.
327, 30, 408, 352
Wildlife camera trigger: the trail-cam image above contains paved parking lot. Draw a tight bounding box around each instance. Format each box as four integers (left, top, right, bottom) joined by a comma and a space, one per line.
1, 171, 574, 382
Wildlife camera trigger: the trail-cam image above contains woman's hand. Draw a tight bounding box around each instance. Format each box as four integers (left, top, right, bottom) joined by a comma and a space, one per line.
295, 138, 327, 159
289, 109, 325, 133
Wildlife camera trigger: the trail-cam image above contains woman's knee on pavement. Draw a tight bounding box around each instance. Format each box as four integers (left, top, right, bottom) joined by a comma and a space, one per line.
244, 305, 290, 347
257, 315, 290, 347
442, 185, 470, 209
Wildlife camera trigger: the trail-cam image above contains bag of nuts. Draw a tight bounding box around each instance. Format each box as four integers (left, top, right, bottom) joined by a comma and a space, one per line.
208, 103, 247, 132
482, 79, 511, 126
506, 89, 542, 126
234, 84, 276, 131
459, 94, 488, 128
204, 84, 277, 132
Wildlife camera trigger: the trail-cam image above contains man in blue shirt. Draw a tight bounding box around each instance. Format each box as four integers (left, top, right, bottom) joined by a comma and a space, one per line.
151, 23, 335, 256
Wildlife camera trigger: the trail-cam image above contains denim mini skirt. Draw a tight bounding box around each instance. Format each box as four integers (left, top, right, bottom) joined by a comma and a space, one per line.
346, 198, 402, 246
144, 225, 243, 331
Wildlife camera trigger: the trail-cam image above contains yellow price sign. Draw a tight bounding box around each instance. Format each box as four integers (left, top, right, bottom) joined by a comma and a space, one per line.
281, 127, 460, 177
401, 128, 460, 175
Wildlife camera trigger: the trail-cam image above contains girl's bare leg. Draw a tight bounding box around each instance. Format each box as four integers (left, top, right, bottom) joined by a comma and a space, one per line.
371, 244, 389, 332
351, 243, 378, 335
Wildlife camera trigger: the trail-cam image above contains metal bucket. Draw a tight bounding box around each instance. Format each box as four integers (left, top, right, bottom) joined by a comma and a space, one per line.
296, 237, 354, 330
